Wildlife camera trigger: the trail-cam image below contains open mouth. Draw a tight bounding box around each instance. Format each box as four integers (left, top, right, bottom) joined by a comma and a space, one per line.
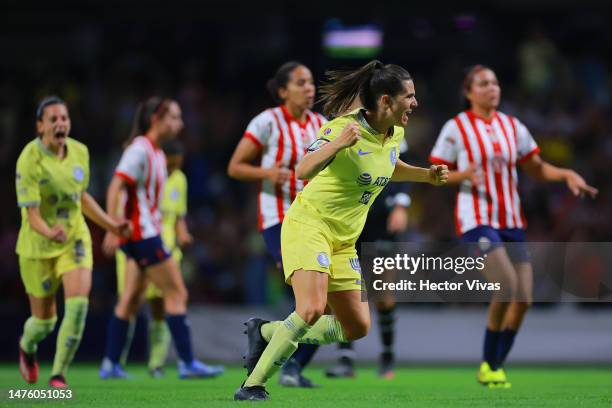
54, 131, 67, 138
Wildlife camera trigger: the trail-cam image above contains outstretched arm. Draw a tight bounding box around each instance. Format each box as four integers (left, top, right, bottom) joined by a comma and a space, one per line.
520, 154, 598, 198
391, 160, 448, 185
81, 191, 130, 237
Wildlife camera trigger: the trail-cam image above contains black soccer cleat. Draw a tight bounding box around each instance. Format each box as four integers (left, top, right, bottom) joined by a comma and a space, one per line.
279, 358, 320, 388
324, 356, 355, 378
234, 384, 270, 401
242, 318, 269, 376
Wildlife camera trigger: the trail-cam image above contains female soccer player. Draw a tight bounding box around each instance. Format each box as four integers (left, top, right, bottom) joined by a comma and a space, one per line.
16, 96, 130, 388
112, 139, 192, 378
99, 97, 223, 379
429, 65, 598, 387
228, 61, 326, 388
234, 60, 449, 401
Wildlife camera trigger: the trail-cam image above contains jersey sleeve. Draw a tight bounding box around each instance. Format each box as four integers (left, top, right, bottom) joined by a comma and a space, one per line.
82, 145, 91, 191
243, 111, 274, 150
514, 118, 540, 163
15, 146, 41, 208
429, 119, 459, 169
115, 143, 146, 185
306, 117, 349, 153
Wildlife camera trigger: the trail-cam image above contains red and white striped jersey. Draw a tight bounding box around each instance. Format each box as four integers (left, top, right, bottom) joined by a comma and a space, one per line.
115, 136, 167, 241
430, 110, 540, 235
243, 105, 326, 231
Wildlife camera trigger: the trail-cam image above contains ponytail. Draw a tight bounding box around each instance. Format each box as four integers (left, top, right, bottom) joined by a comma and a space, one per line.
318, 60, 412, 118
125, 97, 173, 147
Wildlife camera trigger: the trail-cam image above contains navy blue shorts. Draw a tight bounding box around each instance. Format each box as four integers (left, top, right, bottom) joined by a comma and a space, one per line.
120, 235, 170, 269
460, 225, 530, 263
262, 223, 283, 270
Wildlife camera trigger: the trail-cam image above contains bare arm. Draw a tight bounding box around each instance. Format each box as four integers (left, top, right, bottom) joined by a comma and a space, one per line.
520, 154, 598, 198
227, 138, 290, 185
102, 175, 130, 256
391, 160, 448, 185
445, 163, 480, 185
175, 216, 193, 247
296, 123, 361, 180
26, 206, 67, 242
81, 191, 128, 236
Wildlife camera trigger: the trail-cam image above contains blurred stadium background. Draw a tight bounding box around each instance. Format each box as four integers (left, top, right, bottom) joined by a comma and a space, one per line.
0, 1, 611, 365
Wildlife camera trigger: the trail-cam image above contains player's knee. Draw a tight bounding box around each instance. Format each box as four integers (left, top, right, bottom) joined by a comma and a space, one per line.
345, 318, 370, 341
297, 304, 326, 325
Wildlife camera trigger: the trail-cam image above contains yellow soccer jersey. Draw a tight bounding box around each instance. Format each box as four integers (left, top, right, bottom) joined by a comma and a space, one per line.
160, 169, 187, 254
16, 137, 90, 258
287, 109, 404, 244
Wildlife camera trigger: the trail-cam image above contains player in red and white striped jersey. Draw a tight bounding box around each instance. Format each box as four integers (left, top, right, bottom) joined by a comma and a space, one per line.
228, 62, 326, 388
101, 97, 223, 380
430, 65, 597, 387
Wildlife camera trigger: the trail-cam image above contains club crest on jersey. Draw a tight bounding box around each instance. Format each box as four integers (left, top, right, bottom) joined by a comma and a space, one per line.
73, 166, 84, 182
307, 138, 330, 153
390, 149, 397, 166
357, 173, 372, 186
317, 252, 330, 268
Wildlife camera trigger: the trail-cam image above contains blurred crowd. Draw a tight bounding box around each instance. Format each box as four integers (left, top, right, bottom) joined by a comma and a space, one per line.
0, 8, 610, 309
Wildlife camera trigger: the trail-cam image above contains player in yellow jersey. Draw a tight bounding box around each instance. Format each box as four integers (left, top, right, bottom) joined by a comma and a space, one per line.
234, 61, 449, 401
114, 139, 192, 378
16, 96, 130, 388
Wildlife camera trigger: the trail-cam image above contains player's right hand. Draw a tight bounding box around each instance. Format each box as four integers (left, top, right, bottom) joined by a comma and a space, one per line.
267, 162, 291, 186
332, 123, 361, 150
49, 224, 67, 243
102, 231, 120, 257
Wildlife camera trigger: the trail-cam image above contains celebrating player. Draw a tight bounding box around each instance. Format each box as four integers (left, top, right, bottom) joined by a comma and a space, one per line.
228, 61, 326, 388
99, 97, 223, 379
234, 60, 449, 401
16, 96, 130, 388
429, 65, 598, 387
112, 139, 192, 378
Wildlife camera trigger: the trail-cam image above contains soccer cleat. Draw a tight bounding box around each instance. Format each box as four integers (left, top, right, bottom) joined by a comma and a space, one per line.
242, 318, 269, 375
49, 375, 68, 388
279, 358, 320, 388
99, 357, 129, 379
378, 351, 395, 380
477, 361, 511, 388
234, 384, 270, 401
324, 356, 355, 378
178, 359, 224, 379
149, 367, 165, 378
19, 346, 39, 384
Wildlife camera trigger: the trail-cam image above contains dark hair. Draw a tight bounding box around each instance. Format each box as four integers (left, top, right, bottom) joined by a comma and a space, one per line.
36, 95, 66, 120
463, 64, 492, 94
266, 61, 304, 104
318, 60, 412, 117
162, 139, 184, 156
126, 96, 174, 146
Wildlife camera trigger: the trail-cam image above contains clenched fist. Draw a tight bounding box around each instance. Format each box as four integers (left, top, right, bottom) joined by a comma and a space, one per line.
331, 123, 361, 150
429, 164, 449, 186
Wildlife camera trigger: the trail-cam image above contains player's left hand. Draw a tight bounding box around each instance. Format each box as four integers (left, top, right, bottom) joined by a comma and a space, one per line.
429, 164, 449, 186
566, 171, 598, 199
113, 219, 132, 239
387, 206, 409, 234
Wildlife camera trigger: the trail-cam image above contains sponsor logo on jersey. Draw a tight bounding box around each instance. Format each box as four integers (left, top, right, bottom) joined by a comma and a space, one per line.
317, 252, 330, 268
349, 257, 361, 272
359, 191, 373, 205
73, 166, 84, 182
324, 127, 332, 136
374, 176, 390, 187
357, 148, 372, 156
357, 173, 372, 186
390, 148, 397, 166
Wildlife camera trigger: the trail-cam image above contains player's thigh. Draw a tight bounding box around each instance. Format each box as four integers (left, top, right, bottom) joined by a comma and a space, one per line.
57, 237, 93, 297
281, 216, 333, 286
327, 290, 371, 340
145, 257, 187, 300
19, 256, 61, 299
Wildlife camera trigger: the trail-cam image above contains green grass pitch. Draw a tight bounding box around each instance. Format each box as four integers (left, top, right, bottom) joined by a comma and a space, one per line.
1, 364, 610, 407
